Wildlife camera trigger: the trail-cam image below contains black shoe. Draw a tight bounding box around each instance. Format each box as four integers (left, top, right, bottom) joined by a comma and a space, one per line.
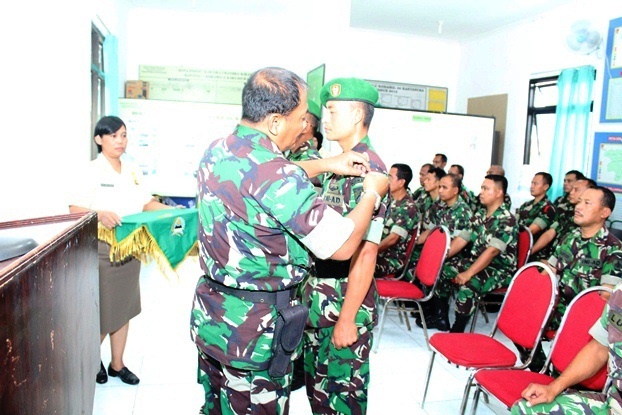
108, 364, 140, 385
96, 361, 108, 384
416, 314, 450, 331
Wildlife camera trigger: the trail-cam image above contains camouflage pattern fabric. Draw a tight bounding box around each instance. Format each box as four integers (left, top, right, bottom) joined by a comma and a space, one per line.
412, 186, 425, 203
287, 141, 321, 162
511, 283, 622, 415
554, 194, 573, 223
419, 194, 441, 231
374, 193, 419, 276
443, 206, 518, 316
303, 326, 372, 415
198, 349, 291, 415
531, 196, 577, 262
303, 136, 386, 415
459, 184, 478, 211
547, 226, 622, 330
191, 125, 336, 414
515, 195, 556, 242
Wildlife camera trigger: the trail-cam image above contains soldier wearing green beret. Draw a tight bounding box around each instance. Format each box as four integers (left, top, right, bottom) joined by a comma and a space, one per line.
302, 77, 388, 415
288, 99, 322, 163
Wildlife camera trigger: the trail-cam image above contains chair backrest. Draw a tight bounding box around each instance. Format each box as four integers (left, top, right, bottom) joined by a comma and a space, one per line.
547, 286, 611, 390
517, 226, 533, 269
396, 225, 420, 279
414, 225, 449, 287
495, 262, 557, 349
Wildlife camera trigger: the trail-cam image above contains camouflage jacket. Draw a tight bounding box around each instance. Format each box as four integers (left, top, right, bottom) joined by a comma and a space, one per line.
550, 195, 576, 236
377, 193, 419, 271
420, 193, 441, 231
549, 226, 622, 308
469, 205, 518, 275
287, 141, 321, 162
191, 124, 349, 370
515, 195, 556, 241
432, 196, 473, 242
459, 185, 478, 212
304, 136, 387, 329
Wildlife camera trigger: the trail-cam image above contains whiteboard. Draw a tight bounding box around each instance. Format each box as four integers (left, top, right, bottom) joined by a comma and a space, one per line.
367, 108, 495, 193
119, 100, 494, 197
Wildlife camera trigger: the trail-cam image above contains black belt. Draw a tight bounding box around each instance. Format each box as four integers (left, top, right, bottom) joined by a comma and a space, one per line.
204, 276, 296, 306
314, 258, 351, 279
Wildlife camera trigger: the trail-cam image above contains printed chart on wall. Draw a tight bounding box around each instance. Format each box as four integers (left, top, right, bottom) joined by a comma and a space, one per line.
368, 108, 495, 193
119, 99, 241, 197
600, 17, 622, 123
591, 132, 622, 222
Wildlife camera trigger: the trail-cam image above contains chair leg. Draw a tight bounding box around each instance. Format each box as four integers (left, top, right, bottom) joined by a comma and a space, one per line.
396, 300, 405, 324
401, 302, 412, 331
470, 385, 481, 415
469, 307, 479, 332
420, 351, 436, 408
373, 300, 391, 353
459, 372, 476, 415
418, 303, 431, 350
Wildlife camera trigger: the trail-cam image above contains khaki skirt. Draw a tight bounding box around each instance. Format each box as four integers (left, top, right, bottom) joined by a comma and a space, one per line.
98, 241, 141, 334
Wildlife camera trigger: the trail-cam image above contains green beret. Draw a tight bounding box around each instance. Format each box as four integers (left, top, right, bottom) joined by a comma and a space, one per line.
307, 99, 321, 120
320, 78, 379, 107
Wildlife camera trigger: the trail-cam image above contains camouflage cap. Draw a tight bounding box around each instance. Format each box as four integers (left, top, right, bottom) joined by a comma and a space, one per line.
320, 78, 379, 107
307, 99, 322, 120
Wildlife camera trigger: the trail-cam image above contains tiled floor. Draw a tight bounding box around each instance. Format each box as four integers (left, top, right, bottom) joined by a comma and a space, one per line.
93, 258, 516, 415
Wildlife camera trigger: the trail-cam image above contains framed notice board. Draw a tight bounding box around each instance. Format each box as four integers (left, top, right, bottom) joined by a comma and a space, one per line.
366, 80, 448, 112
600, 17, 622, 123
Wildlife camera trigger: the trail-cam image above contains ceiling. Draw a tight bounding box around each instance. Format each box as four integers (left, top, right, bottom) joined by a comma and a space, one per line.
127, 0, 577, 40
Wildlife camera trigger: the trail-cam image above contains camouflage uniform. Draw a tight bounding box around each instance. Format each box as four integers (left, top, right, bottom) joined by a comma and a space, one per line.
287, 141, 321, 162
374, 193, 419, 276
191, 125, 355, 415
459, 184, 478, 212
410, 193, 441, 266
531, 195, 576, 262
432, 196, 473, 299
511, 283, 622, 415
515, 195, 556, 242
303, 136, 387, 415
444, 205, 518, 316
547, 226, 622, 330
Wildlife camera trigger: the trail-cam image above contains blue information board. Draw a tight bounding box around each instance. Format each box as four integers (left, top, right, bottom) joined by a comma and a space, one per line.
600, 17, 622, 123
591, 132, 622, 193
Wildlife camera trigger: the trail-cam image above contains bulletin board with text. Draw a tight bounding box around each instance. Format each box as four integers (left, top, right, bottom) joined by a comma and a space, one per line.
600, 17, 622, 123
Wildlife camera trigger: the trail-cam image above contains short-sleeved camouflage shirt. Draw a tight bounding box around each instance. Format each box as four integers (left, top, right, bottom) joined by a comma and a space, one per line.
469, 205, 518, 276
420, 194, 441, 231
191, 124, 340, 370
376, 193, 419, 274
548, 226, 622, 328
515, 195, 556, 241
304, 136, 387, 329
432, 196, 473, 242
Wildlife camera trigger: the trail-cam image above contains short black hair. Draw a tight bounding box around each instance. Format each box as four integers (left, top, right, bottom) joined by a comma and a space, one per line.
584, 178, 597, 188
314, 130, 323, 150
391, 163, 413, 187
535, 172, 553, 187
485, 174, 508, 195
444, 172, 462, 189
566, 170, 585, 181
94, 116, 126, 153
595, 186, 616, 211
428, 166, 446, 181
357, 102, 375, 128
241, 67, 307, 123
450, 164, 464, 177
421, 163, 433, 171
435, 153, 447, 163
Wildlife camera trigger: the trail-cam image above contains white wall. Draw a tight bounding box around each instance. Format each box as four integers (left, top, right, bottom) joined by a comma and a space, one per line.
457, 0, 622, 201
0, 1, 92, 222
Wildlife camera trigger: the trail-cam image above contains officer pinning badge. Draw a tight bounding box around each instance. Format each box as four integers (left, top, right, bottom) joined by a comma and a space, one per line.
330, 84, 341, 98
171, 216, 186, 236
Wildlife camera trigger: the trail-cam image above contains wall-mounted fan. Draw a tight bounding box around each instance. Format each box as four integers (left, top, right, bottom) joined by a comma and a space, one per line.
566, 20, 602, 54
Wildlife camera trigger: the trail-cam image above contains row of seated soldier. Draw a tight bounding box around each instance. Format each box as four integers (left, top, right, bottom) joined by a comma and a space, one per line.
373, 158, 622, 374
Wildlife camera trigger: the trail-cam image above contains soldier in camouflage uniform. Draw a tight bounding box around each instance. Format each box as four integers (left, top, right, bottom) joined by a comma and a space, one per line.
545, 186, 622, 331
552, 170, 584, 222
485, 164, 512, 210
302, 77, 388, 415
190, 68, 389, 415
288, 99, 322, 163
515, 172, 556, 244
411, 163, 433, 203
416, 173, 473, 331
448, 164, 477, 211
443, 174, 518, 333
530, 178, 594, 262
375, 163, 419, 277
511, 281, 622, 415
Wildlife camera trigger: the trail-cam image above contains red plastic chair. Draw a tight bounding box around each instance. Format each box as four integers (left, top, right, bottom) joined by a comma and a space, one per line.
470, 286, 611, 414
469, 226, 533, 332
420, 262, 557, 415
374, 226, 449, 352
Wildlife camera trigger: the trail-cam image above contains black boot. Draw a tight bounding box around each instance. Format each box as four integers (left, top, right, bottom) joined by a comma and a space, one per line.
412, 300, 433, 326
417, 297, 450, 331
450, 313, 471, 333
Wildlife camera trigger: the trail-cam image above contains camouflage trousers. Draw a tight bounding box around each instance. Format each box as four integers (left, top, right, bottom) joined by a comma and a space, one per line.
374, 254, 401, 278
510, 388, 622, 415
197, 349, 292, 415
303, 325, 372, 415
442, 258, 505, 316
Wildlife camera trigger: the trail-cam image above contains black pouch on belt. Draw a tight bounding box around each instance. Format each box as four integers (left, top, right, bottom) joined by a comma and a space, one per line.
268, 303, 309, 378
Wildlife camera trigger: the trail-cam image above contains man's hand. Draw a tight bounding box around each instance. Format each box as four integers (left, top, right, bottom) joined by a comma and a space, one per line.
327, 151, 371, 177
332, 319, 359, 349
98, 210, 122, 229
520, 383, 558, 407
362, 171, 389, 199
453, 271, 472, 285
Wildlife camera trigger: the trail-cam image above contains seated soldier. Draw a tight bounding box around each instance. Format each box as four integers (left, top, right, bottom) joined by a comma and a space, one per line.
443, 174, 518, 333
415, 173, 473, 331
375, 163, 419, 277
412, 163, 433, 202
552, 170, 585, 219
515, 172, 556, 244
530, 178, 595, 261
448, 164, 477, 210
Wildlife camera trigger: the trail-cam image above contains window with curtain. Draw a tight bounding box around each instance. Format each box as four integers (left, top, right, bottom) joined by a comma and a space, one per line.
91, 25, 105, 160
